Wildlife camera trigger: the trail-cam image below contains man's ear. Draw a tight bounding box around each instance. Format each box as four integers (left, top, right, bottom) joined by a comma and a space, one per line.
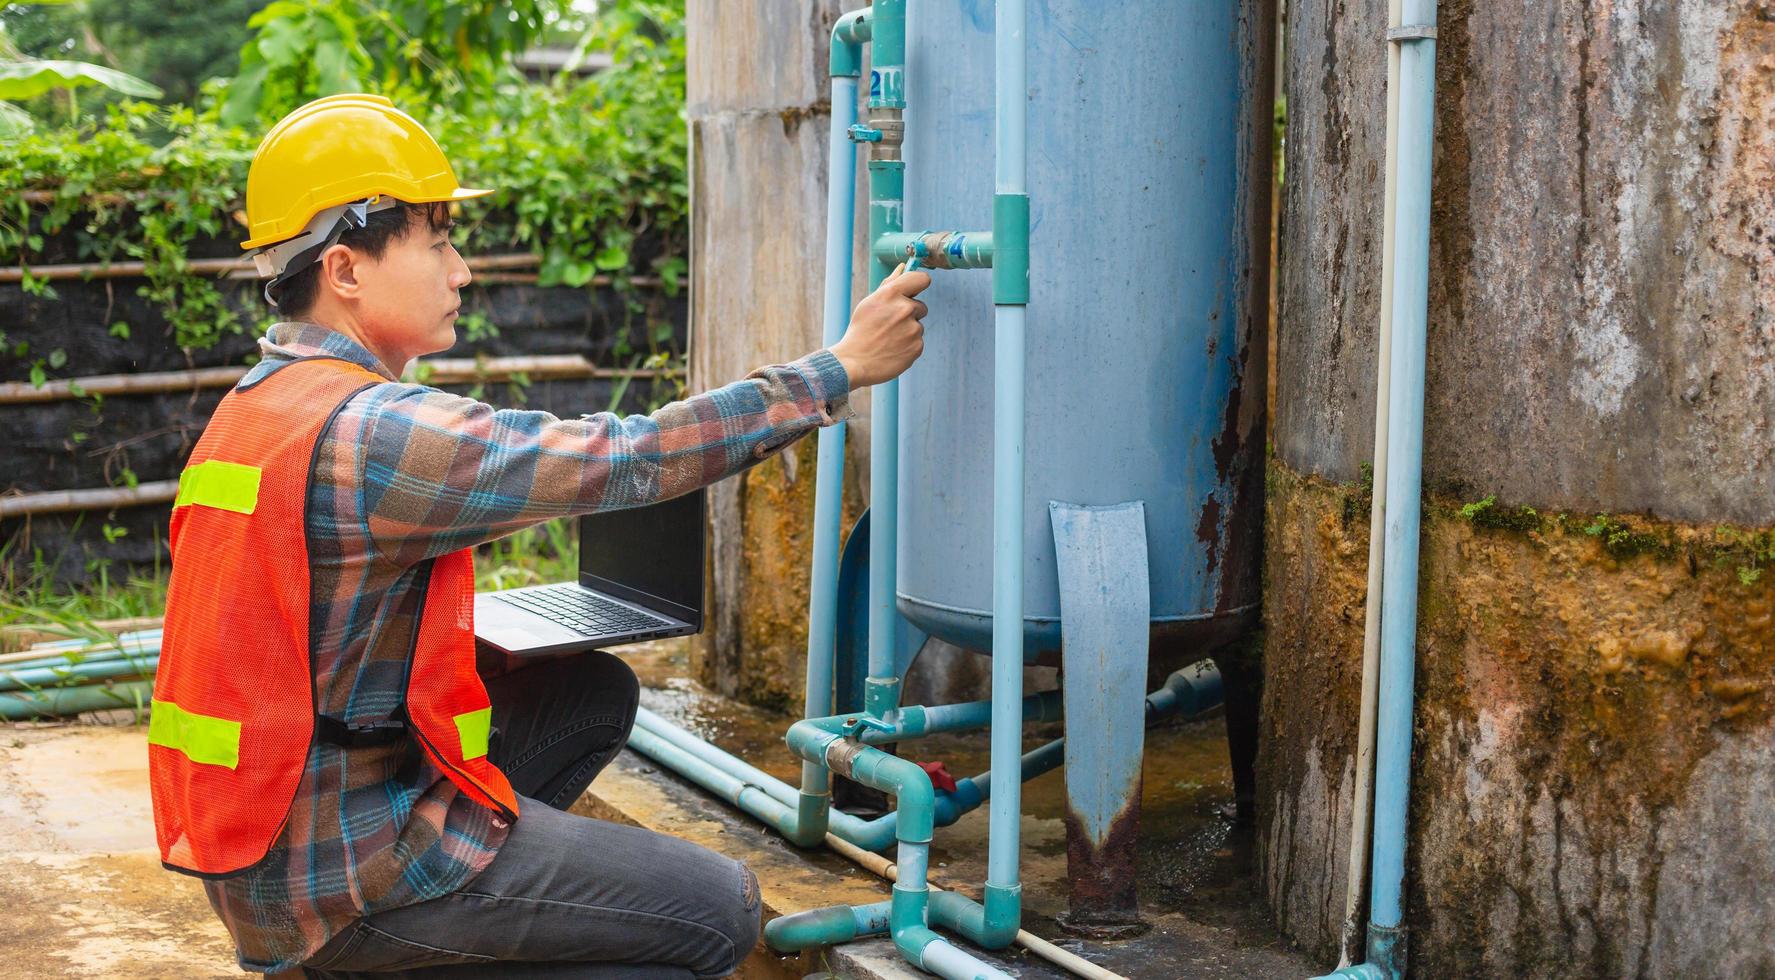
319, 244, 361, 302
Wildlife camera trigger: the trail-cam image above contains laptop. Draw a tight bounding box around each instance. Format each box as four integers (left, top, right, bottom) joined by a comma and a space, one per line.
474, 488, 706, 656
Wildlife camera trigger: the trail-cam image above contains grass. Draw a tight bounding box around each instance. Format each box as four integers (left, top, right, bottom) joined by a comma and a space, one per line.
1, 537, 169, 649
1, 519, 580, 649
473, 518, 580, 592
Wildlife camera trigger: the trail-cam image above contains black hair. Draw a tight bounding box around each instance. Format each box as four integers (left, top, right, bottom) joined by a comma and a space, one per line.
269, 201, 454, 318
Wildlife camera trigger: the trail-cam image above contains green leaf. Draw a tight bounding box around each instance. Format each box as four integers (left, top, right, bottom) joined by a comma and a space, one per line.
562, 260, 597, 288
29, 363, 46, 389
313, 41, 358, 94
593, 245, 630, 271
256, 18, 307, 65
46, 348, 67, 369
109, 322, 131, 339
219, 61, 268, 128
0, 61, 165, 101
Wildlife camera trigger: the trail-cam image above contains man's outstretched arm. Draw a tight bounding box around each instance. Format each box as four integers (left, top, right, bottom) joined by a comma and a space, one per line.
338, 265, 934, 565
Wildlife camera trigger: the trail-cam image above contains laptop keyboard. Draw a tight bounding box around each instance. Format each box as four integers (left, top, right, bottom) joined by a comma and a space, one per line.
493, 585, 673, 638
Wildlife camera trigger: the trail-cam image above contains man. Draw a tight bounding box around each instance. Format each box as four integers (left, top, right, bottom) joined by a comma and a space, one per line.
147, 94, 931, 978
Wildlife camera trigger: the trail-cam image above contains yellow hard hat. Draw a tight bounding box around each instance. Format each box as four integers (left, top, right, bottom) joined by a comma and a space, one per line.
240, 94, 491, 251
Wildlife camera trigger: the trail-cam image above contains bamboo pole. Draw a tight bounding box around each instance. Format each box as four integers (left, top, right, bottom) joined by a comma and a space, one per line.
1, 356, 681, 518
0, 617, 162, 655
1, 254, 664, 289
0, 252, 543, 283
1, 481, 177, 518
0, 356, 678, 404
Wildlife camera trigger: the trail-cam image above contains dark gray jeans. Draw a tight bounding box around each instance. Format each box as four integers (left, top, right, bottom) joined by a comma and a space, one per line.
302, 652, 761, 979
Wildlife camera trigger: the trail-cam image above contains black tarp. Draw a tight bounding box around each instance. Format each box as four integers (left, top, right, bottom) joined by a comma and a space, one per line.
2, 241, 687, 586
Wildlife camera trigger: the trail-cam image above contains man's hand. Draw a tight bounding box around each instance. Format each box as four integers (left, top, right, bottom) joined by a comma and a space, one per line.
830, 263, 934, 388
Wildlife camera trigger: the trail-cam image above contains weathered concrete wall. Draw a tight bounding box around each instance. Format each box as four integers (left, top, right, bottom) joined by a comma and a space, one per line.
1275, 0, 1775, 524
1262, 468, 1775, 976
1263, 1, 1775, 974
685, 0, 871, 709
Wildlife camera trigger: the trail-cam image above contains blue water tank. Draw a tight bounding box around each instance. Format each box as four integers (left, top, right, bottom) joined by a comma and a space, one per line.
896, 0, 1271, 657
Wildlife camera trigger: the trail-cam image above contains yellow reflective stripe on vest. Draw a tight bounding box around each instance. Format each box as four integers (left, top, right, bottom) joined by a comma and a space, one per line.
148, 699, 242, 769
454, 707, 493, 761
174, 460, 261, 515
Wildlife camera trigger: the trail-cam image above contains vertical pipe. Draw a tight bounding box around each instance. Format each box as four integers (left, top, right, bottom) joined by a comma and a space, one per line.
864, 0, 907, 720
865, 158, 905, 719
804, 64, 862, 819
1339, 0, 1404, 964
983, 0, 1029, 944
1366, 1, 1437, 976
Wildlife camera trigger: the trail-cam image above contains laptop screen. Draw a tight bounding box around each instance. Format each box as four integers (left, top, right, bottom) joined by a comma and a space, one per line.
577, 487, 705, 627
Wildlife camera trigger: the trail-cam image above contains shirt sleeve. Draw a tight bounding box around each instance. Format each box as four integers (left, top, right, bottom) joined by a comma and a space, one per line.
349, 350, 853, 565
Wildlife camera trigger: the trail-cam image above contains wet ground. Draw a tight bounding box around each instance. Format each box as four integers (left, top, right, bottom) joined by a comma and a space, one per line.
623, 639, 1318, 979
0, 716, 237, 978
0, 638, 1315, 979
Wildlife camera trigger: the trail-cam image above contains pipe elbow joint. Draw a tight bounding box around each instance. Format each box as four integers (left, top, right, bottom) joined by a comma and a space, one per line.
785, 719, 841, 764
977, 883, 1022, 948
932, 781, 983, 827
891, 922, 942, 970
779, 791, 831, 848
765, 904, 858, 952
858, 754, 934, 841
828, 8, 871, 77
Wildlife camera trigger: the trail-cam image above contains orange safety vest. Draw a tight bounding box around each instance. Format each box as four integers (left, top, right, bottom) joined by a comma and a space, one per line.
149, 356, 519, 877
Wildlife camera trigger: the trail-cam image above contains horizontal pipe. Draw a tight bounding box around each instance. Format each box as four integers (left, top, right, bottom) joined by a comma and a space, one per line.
872, 231, 995, 270
903, 924, 1013, 980
0, 679, 154, 720
0, 356, 677, 405
765, 899, 893, 951
1, 653, 157, 690
638, 708, 1061, 852
624, 724, 827, 846
633, 664, 1218, 850
0, 625, 162, 661
1, 645, 155, 673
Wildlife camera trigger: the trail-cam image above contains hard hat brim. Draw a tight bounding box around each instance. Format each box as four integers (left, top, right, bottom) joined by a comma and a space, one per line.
240, 187, 494, 251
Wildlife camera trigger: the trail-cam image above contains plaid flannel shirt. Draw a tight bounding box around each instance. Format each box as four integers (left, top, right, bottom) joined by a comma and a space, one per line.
199, 322, 851, 972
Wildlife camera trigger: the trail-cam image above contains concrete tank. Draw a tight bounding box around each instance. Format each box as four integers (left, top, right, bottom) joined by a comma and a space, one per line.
895, 0, 1273, 658
1262, 1, 1775, 976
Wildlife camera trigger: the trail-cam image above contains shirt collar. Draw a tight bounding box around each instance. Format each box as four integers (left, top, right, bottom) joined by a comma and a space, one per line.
247, 321, 399, 384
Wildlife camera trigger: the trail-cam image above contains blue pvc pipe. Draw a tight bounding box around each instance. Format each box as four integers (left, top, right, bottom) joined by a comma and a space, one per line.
799, 66, 864, 832
634, 664, 1216, 853
624, 724, 801, 825
1320, 5, 1438, 980
865, 156, 906, 719
0, 635, 161, 673
0, 679, 155, 720
766, 899, 892, 951
1, 654, 159, 692
980, 0, 1029, 946
1368, 3, 1437, 969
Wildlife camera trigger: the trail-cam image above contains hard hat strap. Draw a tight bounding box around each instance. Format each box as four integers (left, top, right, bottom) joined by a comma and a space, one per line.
255, 196, 402, 306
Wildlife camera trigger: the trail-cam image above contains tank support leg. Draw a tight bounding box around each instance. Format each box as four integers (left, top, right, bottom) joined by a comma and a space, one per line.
1049, 500, 1152, 937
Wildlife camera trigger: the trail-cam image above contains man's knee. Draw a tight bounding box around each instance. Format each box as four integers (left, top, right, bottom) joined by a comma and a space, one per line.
701, 862, 761, 978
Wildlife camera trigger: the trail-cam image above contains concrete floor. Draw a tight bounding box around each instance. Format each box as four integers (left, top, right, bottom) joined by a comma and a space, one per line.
0, 717, 238, 978
0, 639, 1317, 979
